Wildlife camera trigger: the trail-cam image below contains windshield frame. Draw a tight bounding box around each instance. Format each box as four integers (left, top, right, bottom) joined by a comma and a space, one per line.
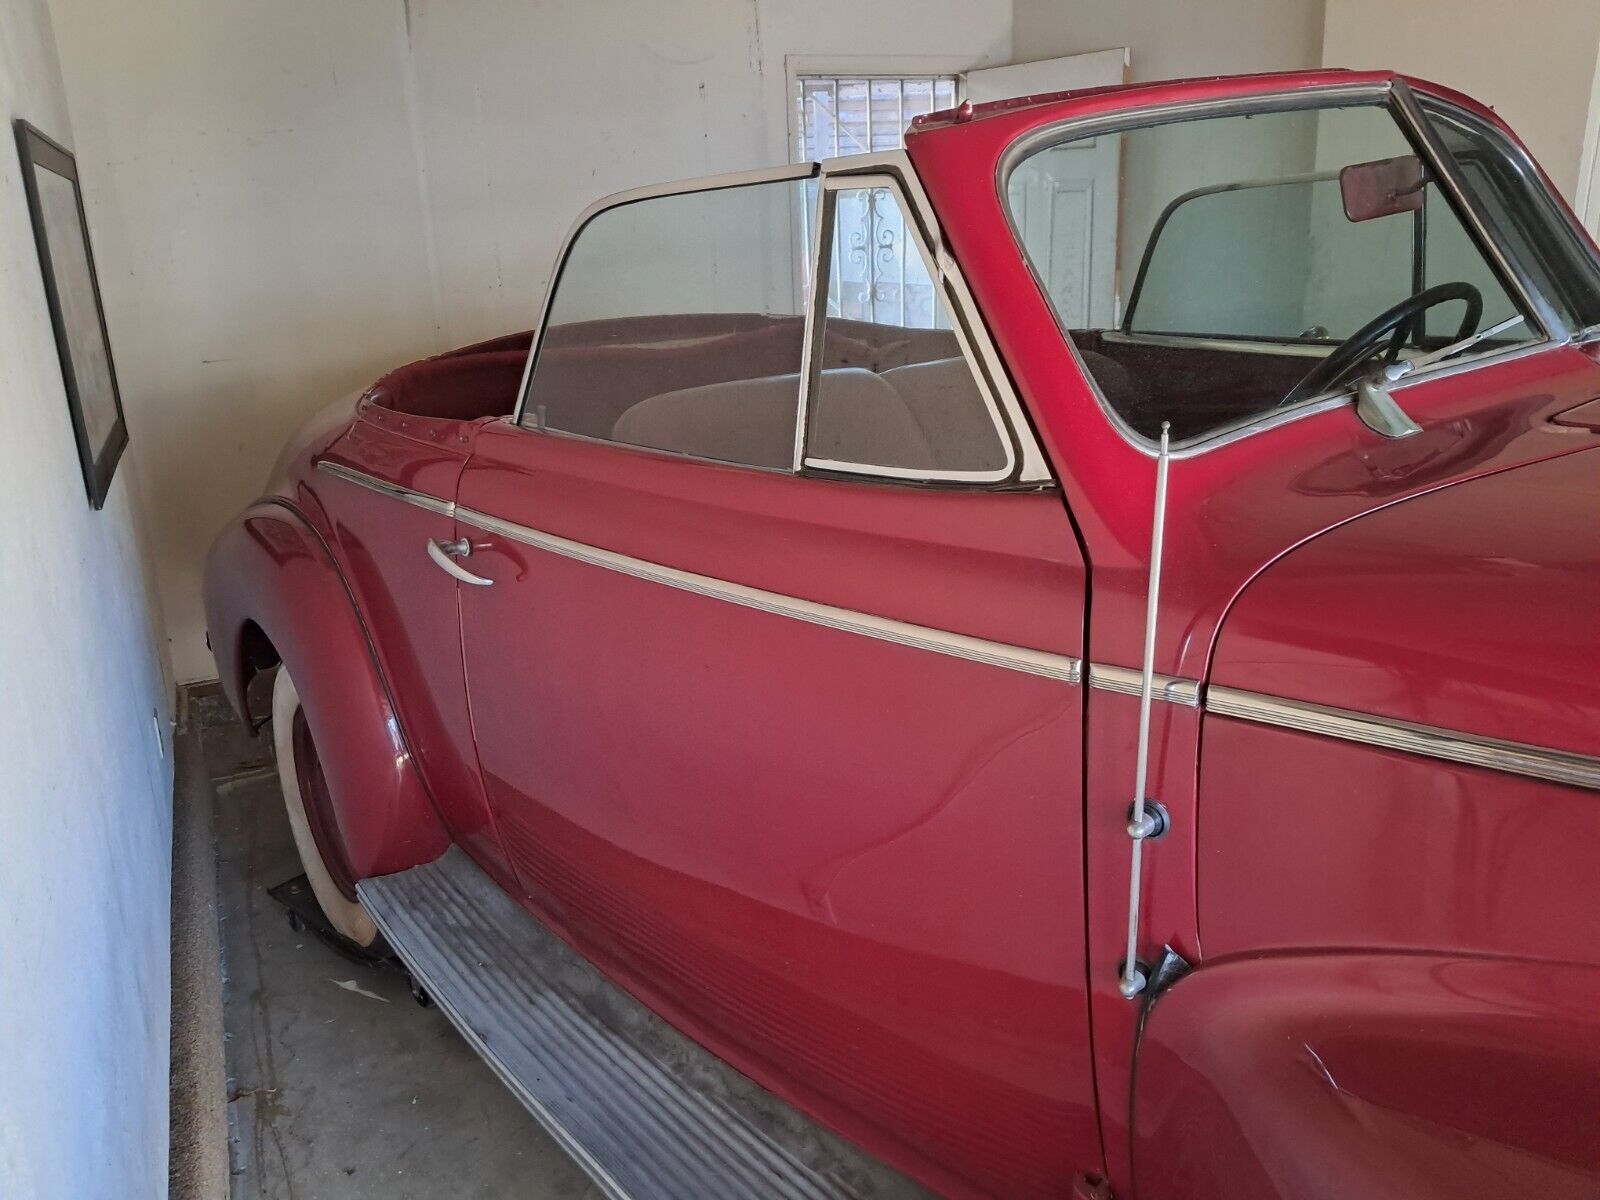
995, 79, 1577, 456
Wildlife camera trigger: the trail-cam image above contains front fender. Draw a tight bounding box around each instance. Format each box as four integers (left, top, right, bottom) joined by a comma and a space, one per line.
1131, 953, 1600, 1200
203, 501, 448, 880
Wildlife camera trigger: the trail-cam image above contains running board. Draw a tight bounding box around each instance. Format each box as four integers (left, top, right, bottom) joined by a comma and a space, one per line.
357, 847, 928, 1200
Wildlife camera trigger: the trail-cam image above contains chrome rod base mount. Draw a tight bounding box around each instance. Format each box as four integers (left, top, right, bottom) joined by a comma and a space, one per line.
1126, 800, 1169, 841
1117, 962, 1150, 1000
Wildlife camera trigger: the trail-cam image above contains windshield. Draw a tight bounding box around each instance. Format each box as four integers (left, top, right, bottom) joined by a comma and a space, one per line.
1006, 101, 1540, 444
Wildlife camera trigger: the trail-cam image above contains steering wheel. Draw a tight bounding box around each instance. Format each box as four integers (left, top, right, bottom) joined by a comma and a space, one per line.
1279, 282, 1482, 409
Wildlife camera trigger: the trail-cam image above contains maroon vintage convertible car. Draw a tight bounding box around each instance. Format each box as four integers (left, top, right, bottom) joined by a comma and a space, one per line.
204, 70, 1600, 1199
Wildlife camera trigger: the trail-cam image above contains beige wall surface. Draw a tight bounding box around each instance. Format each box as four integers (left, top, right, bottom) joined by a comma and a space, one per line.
0, 1, 174, 1195
51, 1, 448, 683
1322, 0, 1600, 203
1013, 0, 1326, 85
51, 0, 1012, 683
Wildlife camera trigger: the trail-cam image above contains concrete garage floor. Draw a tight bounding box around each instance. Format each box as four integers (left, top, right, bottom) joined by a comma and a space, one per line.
188, 689, 599, 1199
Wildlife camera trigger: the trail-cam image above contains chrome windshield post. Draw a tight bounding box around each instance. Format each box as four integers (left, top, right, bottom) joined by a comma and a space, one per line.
1119, 423, 1172, 1000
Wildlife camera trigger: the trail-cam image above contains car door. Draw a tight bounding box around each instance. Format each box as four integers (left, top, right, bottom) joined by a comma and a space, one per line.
455, 164, 1096, 1199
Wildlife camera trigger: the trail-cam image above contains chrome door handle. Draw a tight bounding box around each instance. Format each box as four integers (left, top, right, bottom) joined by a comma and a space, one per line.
427, 537, 494, 586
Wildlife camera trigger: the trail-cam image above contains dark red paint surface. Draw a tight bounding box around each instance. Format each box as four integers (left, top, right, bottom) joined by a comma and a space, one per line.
201, 70, 1600, 1199
905, 76, 1600, 1192
1132, 955, 1600, 1200
455, 424, 1096, 1198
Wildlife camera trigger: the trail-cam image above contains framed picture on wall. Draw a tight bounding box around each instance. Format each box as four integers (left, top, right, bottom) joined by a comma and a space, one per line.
15, 119, 128, 510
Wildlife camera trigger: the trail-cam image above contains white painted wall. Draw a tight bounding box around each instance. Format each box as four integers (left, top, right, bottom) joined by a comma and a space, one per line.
0, 2, 174, 1196
50, 1, 445, 684
51, 0, 1012, 683
1013, 0, 1326, 88
1580, 44, 1600, 235
1322, 0, 1600, 205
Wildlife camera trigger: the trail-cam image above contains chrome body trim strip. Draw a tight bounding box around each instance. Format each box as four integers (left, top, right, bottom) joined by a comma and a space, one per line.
317, 460, 455, 516
314, 464, 1082, 683
455, 504, 1081, 684
1088, 663, 1202, 707
997, 83, 1397, 173
1207, 686, 1600, 791
1098, 329, 1332, 359
317, 468, 1599, 788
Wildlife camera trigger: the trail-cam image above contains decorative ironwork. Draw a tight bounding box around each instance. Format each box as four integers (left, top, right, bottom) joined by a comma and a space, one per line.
796, 75, 957, 330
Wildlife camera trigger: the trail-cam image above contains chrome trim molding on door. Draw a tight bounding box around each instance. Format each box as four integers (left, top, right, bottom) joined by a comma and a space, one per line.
1207, 686, 1600, 791
320, 464, 1600, 786
317, 460, 455, 516
1087, 663, 1202, 707
315, 461, 1082, 684
456, 505, 1083, 684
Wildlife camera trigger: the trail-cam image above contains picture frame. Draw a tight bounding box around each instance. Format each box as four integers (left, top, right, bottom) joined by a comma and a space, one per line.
15, 119, 129, 510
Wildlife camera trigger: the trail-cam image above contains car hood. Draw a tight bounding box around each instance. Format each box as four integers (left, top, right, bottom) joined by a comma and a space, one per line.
1209, 442, 1600, 756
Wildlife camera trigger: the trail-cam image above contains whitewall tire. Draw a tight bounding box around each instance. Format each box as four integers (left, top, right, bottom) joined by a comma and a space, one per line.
271, 667, 379, 947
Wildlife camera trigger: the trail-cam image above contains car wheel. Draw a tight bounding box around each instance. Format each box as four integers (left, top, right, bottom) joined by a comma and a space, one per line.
271, 666, 379, 947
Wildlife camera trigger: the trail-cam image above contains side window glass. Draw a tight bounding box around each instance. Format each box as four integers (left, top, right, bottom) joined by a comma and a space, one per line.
523, 178, 811, 470
808, 184, 1011, 476
1008, 104, 1540, 445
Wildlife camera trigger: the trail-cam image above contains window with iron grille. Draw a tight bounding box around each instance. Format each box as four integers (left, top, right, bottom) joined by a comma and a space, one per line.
794, 75, 960, 329
794, 76, 959, 160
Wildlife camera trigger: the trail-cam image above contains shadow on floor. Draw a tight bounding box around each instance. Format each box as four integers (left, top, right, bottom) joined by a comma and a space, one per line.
190, 689, 599, 1200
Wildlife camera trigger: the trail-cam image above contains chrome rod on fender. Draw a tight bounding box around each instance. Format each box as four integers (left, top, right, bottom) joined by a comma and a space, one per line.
1120, 423, 1171, 1000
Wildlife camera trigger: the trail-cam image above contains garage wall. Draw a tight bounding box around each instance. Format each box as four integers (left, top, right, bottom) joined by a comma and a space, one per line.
1012, 0, 1326, 87
0, 2, 175, 1197
50, 0, 1012, 684
49, 2, 446, 686
1322, 0, 1600, 205
406, 0, 1010, 347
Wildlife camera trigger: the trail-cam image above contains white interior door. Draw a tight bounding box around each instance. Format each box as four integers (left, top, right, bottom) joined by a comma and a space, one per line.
968, 49, 1128, 329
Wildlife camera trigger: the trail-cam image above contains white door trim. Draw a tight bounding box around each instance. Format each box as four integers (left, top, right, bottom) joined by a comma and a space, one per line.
1577, 37, 1600, 237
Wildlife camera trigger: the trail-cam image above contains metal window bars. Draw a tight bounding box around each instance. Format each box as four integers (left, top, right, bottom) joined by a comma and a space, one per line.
795, 76, 958, 331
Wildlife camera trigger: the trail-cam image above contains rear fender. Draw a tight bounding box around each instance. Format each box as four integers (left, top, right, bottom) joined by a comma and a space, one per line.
203, 501, 448, 879
1131, 953, 1600, 1200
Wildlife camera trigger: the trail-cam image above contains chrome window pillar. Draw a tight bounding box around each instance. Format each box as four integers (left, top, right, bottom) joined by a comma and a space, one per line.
1389, 78, 1570, 343
793, 180, 835, 472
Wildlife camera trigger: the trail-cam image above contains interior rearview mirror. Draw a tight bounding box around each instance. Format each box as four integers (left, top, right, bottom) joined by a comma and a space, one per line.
1340, 155, 1426, 222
